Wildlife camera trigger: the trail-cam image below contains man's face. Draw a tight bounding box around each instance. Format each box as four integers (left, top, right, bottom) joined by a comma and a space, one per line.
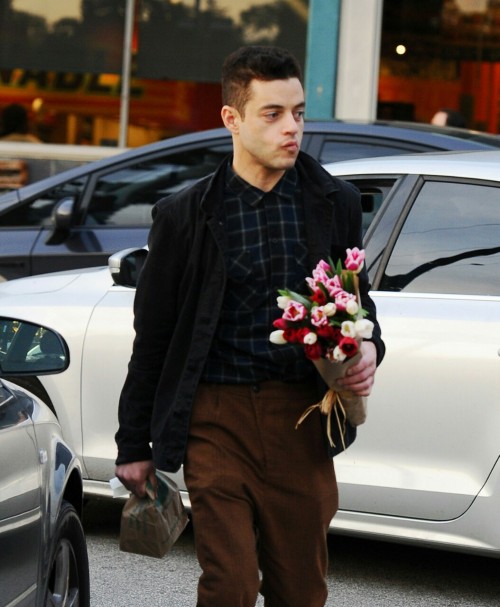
229, 77, 305, 181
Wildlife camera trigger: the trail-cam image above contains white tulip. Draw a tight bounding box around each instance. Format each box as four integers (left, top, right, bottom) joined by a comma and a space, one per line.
303, 332, 318, 345
340, 321, 356, 337
354, 319, 374, 339
269, 329, 287, 345
345, 299, 359, 315
323, 302, 336, 316
333, 346, 347, 362
277, 295, 291, 310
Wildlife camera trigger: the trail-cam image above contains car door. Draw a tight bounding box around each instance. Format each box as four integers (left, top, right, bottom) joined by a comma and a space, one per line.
0, 383, 41, 605
30, 141, 233, 276
0, 139, 233, 280
336, 174, 500, 521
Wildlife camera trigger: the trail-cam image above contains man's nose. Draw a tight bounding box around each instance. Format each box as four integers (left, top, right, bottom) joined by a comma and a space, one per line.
283, 112, 299, 133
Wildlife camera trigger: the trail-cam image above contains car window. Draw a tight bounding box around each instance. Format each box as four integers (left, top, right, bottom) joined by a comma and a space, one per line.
344, 178, 396, 233
380, 180, 500, 296
0, 176, 88, 226
319, 138, 431, 163
84, 144, 232, 226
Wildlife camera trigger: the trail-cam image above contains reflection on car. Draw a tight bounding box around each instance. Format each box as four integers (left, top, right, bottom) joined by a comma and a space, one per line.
1, 120, 500, 281
0, 318, 89, 607
0, 149, 499, 560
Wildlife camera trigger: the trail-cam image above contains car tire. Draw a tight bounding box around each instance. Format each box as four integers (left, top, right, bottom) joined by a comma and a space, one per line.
44, 500, 90, 607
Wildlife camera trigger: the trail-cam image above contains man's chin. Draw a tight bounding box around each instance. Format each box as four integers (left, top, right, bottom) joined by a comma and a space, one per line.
275, 154, 299, 170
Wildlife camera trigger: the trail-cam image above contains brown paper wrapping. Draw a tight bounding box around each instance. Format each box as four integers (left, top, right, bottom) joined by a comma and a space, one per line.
296, 352, 367, 450
312, 354, 367, 427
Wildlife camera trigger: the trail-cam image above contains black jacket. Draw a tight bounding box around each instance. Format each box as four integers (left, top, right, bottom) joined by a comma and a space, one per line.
115, 152, 385, 472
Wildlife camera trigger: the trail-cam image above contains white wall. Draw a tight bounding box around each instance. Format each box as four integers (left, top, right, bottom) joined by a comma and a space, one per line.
335, 0, 383, 120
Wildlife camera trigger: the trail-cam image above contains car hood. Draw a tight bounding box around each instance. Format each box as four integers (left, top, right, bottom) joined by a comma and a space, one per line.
0, 266, 107, 296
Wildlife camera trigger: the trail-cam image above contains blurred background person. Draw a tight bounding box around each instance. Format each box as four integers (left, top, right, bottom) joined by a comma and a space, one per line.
431, 108, 467, 128
0, 103, 42, 142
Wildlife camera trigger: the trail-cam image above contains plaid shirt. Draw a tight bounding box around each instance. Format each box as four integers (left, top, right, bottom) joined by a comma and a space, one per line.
202, 162, 314, 384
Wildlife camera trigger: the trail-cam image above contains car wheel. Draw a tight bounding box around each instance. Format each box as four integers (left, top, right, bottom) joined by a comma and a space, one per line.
44, 500, 90, 607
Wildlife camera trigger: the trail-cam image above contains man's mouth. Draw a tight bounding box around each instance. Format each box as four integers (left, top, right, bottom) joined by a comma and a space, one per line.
282, 141, 299, 152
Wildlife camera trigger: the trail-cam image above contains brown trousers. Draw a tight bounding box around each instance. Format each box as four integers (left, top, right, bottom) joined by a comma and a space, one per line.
183, 381, 339, 607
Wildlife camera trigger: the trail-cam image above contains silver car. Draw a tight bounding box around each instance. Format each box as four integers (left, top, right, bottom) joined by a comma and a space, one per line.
0, 149, 499, 559
0, 318, 89, 607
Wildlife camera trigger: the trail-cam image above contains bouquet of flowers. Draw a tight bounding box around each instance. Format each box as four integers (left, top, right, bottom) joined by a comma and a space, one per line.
269, 248, 374, 449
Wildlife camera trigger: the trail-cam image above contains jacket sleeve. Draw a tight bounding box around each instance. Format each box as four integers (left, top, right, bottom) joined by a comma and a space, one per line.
338, 179, 385, 366
115, 199, 185, 465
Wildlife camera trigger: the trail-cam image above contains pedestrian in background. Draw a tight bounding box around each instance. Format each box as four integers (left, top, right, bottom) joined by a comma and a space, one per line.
0, 103, 42, 142
431, 107, 467, 128
115, 45, 385, 607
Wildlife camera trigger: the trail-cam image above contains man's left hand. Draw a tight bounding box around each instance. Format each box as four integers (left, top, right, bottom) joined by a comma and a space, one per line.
336, 341, 377, 396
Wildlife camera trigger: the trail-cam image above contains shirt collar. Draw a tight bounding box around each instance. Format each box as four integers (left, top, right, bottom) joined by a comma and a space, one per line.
225, 161, 298, 208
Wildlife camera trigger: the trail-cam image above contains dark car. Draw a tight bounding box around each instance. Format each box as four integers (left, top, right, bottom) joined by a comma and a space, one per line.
0, 318, 89, 606
1, 120, 500, 281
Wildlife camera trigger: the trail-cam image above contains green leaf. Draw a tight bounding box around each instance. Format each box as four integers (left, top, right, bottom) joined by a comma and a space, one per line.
286, 290, 313, 309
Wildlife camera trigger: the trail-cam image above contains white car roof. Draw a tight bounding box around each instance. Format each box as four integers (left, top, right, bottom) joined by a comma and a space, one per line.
324, 149, 500, 181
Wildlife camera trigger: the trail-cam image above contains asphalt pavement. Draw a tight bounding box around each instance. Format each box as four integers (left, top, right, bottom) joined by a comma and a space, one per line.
83, 498, 500, 607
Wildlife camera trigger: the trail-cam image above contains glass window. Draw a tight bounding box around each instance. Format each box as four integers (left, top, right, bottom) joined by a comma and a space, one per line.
319, 139, 428, 164
0, 176, 87, 227
380, 180, 500, 296
85, 144, 232, 226
3, 1, 124, 73
345, 178, 397, 233
379, 2, 500, 132
137, 1, 308, 82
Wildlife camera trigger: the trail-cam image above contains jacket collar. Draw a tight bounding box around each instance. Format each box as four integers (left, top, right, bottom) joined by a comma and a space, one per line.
200, 151, 339, 213
200, 152, 342, 262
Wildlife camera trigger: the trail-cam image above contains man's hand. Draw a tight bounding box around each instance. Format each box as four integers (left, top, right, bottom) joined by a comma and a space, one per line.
115, 460, 156, 498
336, 341, 377, 396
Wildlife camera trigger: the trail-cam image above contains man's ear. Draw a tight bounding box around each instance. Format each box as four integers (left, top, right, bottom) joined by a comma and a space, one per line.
221, 105, 241, 133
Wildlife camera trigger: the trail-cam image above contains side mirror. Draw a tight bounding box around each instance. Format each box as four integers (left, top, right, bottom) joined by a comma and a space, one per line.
0, 318, 69, 376
45, 197, 75, 245
53, 197, 75, 231
108, 247, 148, 288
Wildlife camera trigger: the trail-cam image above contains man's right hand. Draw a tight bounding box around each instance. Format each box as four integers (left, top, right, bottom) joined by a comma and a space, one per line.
115, 460, 156, 498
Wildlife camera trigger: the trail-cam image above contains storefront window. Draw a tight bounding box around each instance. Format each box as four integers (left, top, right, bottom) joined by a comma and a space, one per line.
0, 0, 308, 144
1, 0, 125, 73
378, 0, 500, 133
136, 0, 307, 81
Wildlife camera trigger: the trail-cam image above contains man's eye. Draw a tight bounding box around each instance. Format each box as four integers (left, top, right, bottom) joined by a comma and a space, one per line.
266, 112, 279, 120
295, 110, 305, 120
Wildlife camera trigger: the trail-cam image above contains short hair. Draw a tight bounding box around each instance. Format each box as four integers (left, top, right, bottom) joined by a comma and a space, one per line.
221, 46, 303, 115
1, 103, 30, 136
440, 108, 467, 128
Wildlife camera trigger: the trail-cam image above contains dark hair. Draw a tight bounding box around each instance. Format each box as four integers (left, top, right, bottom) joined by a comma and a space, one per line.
221, 46, 302, 115
440, 108, 467, 128
1, 103, 30, 136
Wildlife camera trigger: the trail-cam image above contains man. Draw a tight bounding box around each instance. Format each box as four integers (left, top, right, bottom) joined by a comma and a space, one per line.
115, 45, 384, 606
430, 108, 466, 128
0, 103, 42, 142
